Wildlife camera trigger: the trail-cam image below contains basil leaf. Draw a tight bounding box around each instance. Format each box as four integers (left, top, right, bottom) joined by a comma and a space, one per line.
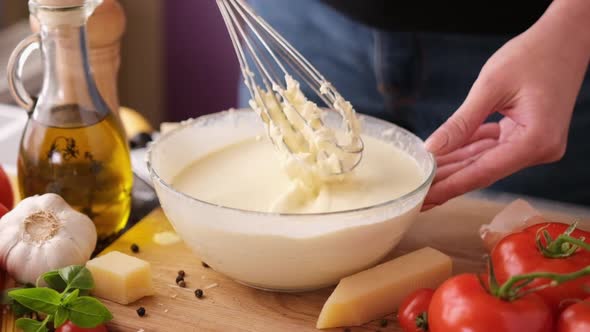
63, 289, 80, 305
15, 318, 48, 332
68, 296, 113, 328
41, 271, 67, 292
8, 288, 61, 315
54, 306, 69, 329
58, 266, 94, 290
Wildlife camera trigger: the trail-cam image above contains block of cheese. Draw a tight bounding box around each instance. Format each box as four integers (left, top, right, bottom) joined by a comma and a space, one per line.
86, 251, 155, 305
316, 247, 452, 329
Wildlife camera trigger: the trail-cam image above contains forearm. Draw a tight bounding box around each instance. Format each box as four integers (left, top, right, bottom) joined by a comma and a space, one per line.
533, 0, 590, 64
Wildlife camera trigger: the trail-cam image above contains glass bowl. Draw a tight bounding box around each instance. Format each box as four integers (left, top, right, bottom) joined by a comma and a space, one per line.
147, 109, 435, 292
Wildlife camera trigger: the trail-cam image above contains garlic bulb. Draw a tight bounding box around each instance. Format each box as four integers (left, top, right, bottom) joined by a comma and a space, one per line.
0, 193, 97, 284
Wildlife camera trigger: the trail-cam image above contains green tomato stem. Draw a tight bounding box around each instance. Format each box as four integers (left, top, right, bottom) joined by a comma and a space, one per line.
552, 235, 590, 253
497, 265, 590, 301
536, 222, 590, 258
415, 312, 429, 331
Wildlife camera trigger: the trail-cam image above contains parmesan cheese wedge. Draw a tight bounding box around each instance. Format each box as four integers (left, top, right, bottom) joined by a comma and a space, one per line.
86, 251, 155, 305
316, 247, 452, 329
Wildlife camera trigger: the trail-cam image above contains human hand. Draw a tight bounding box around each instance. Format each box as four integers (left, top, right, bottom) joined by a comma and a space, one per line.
422, 0, 590, 210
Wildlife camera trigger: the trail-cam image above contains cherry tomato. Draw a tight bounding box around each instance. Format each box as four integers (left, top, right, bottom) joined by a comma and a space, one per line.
557, 297, 590, 332
56, 321, 107, 332
492, 222, 590, 311
428, 274, 553, 332
0, 166, 13, 210
398, 288, 434, 332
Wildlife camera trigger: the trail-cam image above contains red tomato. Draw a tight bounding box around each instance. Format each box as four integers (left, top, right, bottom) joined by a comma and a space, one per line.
557, 298, 590, 332
398, 288, 434, 332
428, 274, 553, 332
56, 321, 107, 332
0, 166, 13, 209
0, 203, 7, 219
492, 222, 590, 311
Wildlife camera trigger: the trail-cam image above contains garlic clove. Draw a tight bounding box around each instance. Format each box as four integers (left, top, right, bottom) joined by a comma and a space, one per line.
60, 209, 97, 260
45, 193, 97, 258
37, 193, 67, 210
0, 222, 20, 268
5, 241, 50, 284
45, 233, 87, 271
29, 245, 53, 284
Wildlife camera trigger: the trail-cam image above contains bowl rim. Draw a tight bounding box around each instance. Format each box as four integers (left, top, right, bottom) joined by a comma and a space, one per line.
146, 109, 437, 218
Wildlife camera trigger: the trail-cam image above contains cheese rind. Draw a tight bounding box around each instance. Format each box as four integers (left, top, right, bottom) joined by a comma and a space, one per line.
316, 247, 452, 329
86, 251, 155, 305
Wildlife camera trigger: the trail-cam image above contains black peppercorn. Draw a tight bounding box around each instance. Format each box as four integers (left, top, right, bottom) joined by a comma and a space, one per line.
175, 275, 184, 284
195, 288, 204, 298
131, 243, 139, 253
136, 306, 146, 317
201, 261, 210, 268
379, 319, 388, 327
178, 280, 186, 288
178, 270, 185, 277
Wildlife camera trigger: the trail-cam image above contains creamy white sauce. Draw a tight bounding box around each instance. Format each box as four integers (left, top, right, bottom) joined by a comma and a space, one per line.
172, 134, 423, 214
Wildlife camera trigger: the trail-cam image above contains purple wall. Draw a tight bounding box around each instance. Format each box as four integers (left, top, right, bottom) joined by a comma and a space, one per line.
164, 1, 240, 122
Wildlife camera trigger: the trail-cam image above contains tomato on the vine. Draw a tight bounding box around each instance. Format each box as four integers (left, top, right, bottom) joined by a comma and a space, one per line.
56, 321, 107, 332
428, 274, 553, 332
492, 222, 590, 311
398, 288, 433, 332
557, 297, 590, 332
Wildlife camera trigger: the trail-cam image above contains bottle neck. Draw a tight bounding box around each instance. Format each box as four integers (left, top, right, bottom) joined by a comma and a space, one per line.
35, 18, 109, 127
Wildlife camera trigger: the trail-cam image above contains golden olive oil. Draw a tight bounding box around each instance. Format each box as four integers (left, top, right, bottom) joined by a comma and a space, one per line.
18, 105, 133, 239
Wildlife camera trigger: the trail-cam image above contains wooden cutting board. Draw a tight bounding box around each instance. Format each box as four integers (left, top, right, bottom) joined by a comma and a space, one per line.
2, 196, 590, 332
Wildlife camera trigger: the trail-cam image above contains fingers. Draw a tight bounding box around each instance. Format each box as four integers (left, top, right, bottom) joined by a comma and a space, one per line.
434, 159, 475, 184
434, 139, 498, 181
436, 132, 499, 167
423, 135, 498, 212
425, 123, 500, 210
466, 123, 501, 145
424, 129, 531, 207
425, 79, 501, 155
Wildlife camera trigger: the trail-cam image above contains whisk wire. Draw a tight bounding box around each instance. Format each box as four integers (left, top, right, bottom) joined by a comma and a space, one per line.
218, 0, 298, 151
221, 0, 321, 156
217, 0, 364, 174
236, 1, 325, 85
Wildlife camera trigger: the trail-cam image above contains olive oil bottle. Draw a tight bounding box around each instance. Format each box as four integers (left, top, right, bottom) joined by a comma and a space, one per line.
18, 107, 132, 237
8, 0, 132, 239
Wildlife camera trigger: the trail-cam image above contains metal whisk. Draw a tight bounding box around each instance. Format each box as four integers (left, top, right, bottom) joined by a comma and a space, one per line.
216, 0, 363, 175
